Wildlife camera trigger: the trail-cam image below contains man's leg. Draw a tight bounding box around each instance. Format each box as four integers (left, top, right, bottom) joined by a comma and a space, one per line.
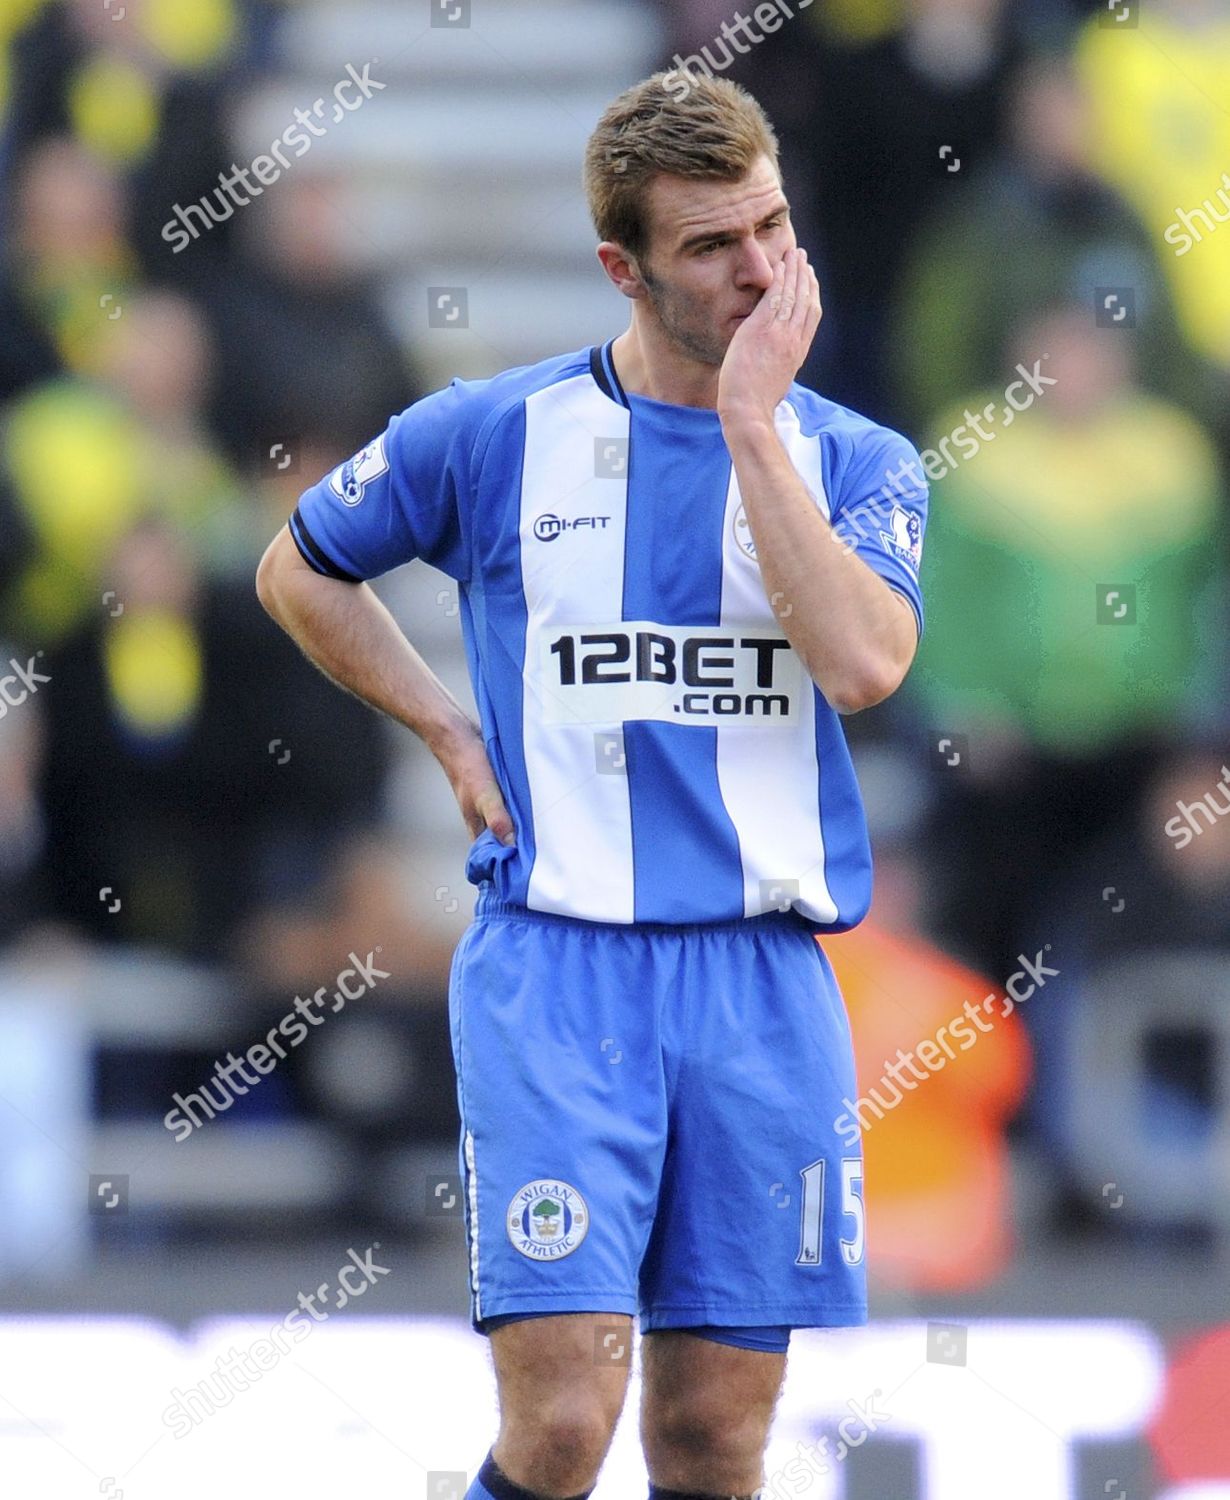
448, 907, 667, 1498
639, 1329, 786, 1496
636, 918, 868, 1495
468, 1312, 632, 1500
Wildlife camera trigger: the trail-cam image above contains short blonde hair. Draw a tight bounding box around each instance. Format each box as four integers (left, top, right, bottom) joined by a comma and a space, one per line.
583, 71, 780, 264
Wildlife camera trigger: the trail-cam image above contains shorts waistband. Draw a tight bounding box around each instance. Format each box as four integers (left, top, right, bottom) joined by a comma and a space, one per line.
473, 883, 812, 937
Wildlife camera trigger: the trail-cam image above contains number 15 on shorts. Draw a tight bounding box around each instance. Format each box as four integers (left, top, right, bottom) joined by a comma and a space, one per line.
797, 1158, 864, 1266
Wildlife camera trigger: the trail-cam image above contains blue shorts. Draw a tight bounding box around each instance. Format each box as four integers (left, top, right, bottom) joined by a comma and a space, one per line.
447, 886, 868, 1350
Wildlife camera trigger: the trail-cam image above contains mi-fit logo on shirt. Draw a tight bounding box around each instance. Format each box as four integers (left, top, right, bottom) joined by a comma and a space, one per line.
532, 513, 612, 542
535, 622, 803, 726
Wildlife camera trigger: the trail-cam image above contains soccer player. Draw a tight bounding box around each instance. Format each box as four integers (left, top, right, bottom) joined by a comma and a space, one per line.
257, 71, 926, 1500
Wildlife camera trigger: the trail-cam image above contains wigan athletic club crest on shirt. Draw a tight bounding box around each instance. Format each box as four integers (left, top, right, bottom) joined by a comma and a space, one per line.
732, 502, 758, 561
507, 1180, 589, 1259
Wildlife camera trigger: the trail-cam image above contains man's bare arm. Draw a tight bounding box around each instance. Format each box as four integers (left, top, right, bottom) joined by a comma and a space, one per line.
255, 527, 514, 844
716, 247, 919, 714
720, 417, 918, 713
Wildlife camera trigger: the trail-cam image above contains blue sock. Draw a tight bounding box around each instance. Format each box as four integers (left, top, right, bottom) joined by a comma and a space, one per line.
648, 1488, 748, 1500
466, 1449, 594, 1500
463, 1459, 498, 1500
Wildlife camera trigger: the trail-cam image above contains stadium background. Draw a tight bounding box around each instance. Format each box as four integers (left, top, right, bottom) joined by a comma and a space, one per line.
1, 0, 1228, 1494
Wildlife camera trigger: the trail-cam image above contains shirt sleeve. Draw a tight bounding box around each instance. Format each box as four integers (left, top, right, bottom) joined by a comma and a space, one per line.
830, 428, 929, 637
288, 380, 474, 584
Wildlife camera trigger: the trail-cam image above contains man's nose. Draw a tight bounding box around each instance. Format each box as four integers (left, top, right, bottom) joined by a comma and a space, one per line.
736, 238, 776, 289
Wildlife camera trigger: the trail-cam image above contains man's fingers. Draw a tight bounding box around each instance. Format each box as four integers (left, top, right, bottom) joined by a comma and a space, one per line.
776, 247, 813, 326
790, 249, 811, 328
474, 782, 515, 845
720, 246, 818, 413
804, 264, 822, 343
757, 255, 786, 324
775, 248, 798, 321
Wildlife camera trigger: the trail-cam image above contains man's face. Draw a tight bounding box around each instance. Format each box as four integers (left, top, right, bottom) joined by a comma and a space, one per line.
635, 154, 795, 367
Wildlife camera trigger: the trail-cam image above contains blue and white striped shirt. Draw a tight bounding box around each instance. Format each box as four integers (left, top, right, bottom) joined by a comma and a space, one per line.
290, 340, 927, 930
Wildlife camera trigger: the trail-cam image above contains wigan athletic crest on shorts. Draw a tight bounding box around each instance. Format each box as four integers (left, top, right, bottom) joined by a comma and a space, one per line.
506, 1180, 589, 1259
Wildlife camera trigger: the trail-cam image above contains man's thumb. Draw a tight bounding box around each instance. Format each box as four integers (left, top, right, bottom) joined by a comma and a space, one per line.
477, 784, 515, 846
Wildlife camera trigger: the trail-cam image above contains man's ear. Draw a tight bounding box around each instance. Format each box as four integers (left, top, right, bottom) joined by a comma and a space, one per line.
596, 241, 648, 301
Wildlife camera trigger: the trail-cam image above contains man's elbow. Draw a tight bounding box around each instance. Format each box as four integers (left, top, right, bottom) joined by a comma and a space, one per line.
824, 654, 913, 715
255, 543, 280, 619
828, 603, 919, 712
255, 529, 300, 621
826, 678, 894, 716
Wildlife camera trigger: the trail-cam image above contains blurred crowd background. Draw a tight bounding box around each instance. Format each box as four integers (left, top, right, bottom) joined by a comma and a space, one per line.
0, 0, 1227, 1351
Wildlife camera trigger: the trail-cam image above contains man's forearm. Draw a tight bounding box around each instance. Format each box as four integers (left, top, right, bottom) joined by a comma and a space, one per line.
721, 415, 917, 712
257, 557, 474, 761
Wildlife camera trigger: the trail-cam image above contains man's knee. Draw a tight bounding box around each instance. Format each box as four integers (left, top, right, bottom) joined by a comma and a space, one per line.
496, 1395, 617, 1492
519, 1394, 615, 1459
490, 1315, 631, 1493
644, 1391, 767, 1469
